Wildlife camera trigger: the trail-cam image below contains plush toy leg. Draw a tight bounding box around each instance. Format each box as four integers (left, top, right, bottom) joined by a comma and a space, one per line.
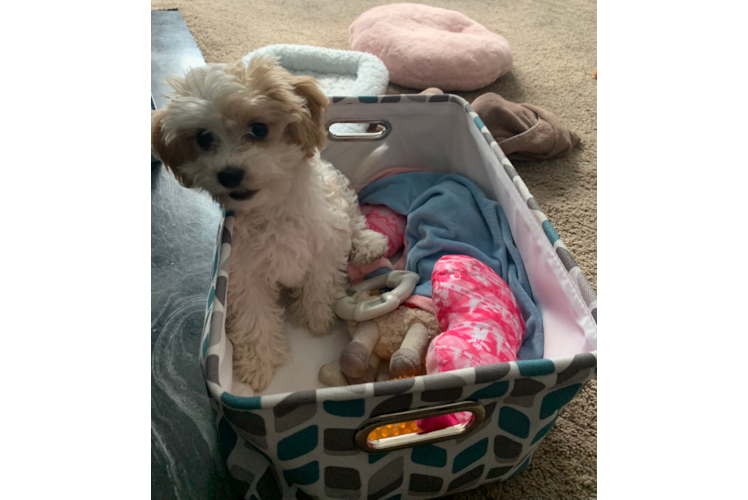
390, 322, 430, 378
319, 360, 349, 387
376, 361, 392, 382
339, 320, 380, 378
319, 355, 383, 387
344, 354, 382, 385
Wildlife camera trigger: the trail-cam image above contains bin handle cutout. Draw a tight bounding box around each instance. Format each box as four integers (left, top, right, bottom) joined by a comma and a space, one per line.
355, 401, 486, 453
326, 119, 392, 141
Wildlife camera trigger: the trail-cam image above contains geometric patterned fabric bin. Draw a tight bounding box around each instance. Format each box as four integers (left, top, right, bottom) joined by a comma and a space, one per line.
200, 94, 598, 500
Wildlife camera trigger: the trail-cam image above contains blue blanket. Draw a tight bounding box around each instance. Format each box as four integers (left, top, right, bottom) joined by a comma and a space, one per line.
358, 173, 544, 360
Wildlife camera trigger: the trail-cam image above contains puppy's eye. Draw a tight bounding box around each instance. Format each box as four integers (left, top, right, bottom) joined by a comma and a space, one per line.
196, 129, 216, 150
248, 123, 268, 139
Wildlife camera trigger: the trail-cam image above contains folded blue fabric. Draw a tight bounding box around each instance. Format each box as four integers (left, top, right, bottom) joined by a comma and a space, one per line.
358, 172, 544, 360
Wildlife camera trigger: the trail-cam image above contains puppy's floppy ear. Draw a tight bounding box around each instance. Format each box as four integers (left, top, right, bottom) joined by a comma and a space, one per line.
287, 76, 329, 158
151, 110, 195, 187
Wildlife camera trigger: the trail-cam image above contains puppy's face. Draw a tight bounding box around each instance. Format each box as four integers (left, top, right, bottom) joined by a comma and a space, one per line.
151, 57, 329, 211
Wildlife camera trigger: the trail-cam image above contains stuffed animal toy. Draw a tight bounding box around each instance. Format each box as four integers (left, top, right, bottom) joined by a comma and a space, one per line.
343, 289, 439, 380
318, 281, 440, 387
320, 203, 441, 386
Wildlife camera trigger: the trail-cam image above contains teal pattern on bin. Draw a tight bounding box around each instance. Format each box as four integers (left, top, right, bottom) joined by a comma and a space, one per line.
212, 349, 596, 499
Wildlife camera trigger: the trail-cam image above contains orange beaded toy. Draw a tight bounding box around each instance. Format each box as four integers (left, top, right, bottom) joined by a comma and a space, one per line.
368, 421, 421, 441
368, 376, 421, 442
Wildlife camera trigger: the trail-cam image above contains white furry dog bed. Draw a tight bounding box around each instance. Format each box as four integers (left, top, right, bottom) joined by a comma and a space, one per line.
242, 44, 389, 96
243, 45, 389, 135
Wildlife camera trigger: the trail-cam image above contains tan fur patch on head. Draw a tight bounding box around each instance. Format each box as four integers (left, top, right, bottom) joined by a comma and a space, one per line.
227, 57, 330, 158
288, 75, 329, 157
151, 110, 197, 187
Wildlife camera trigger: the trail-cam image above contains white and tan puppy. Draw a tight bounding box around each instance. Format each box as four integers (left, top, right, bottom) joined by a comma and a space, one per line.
152, 56, 387, 390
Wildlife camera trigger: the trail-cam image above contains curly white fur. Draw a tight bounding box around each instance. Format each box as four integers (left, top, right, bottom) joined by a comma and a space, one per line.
227, 158, 387, 389
152, 57, 387, 390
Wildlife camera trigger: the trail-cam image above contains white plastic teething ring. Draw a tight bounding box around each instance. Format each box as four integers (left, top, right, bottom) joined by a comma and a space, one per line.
335, 271, 420, 322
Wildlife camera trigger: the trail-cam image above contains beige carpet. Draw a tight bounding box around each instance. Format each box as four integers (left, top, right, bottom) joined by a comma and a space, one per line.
151, 1, 597, 498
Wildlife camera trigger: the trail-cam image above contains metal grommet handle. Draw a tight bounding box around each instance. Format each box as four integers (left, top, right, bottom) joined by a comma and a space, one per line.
355, 401, 487, 453
335, 271, 420, 321
326, 119, 392, 142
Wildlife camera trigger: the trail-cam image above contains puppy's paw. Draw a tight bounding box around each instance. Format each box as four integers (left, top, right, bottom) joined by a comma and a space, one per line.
234, 353, 276, 391
231, 334, 290, 392
290, 298, 336, 336
350, 230, 388, 266
305, 307, 338, 336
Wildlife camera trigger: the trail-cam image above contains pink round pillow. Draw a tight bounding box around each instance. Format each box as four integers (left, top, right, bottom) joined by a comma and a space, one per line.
349, 3, 513, 91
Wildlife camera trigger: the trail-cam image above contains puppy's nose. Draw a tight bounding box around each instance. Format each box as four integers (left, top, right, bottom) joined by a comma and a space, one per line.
217, 167, 244, 188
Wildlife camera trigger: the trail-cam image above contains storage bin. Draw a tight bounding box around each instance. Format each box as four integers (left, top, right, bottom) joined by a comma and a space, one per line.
200, 94, 598, 500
